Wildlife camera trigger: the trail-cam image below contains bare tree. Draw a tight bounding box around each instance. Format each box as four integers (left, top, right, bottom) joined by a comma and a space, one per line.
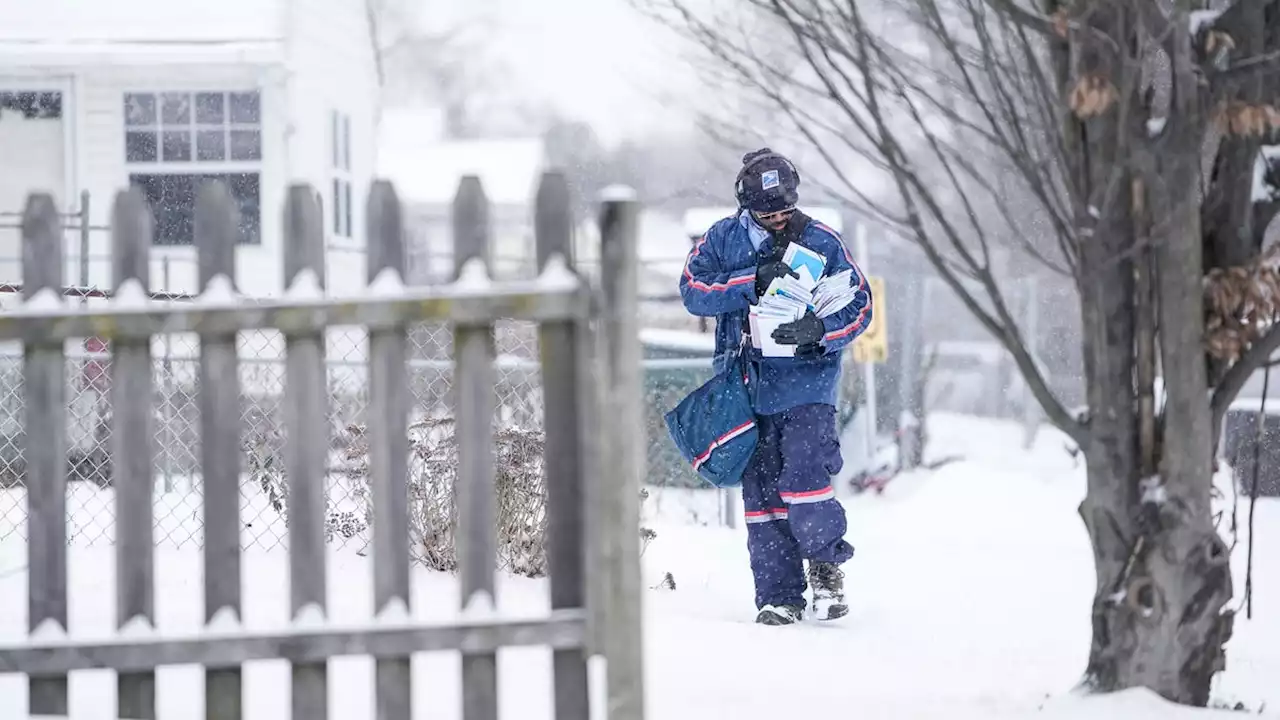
638, 0, 1280, 705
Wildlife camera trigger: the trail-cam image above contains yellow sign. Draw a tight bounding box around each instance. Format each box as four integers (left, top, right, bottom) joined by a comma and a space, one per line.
852, 276, 887, 364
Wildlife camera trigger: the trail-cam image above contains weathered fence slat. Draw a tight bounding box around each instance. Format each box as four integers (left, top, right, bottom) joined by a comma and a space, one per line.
366, 180, 413, 720
0, 609, 588, 674
22, 193, 69, 717
598, 188, 646, 720
283, 185, 330, 720
534, 171, 590, 720
112, 190, 157, 720
196, 182, 245, 720
453, 175, 499, 720
0, 281, 585, 343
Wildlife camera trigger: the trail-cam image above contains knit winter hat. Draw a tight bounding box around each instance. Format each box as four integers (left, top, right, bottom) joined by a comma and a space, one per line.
735, 148, 800, 214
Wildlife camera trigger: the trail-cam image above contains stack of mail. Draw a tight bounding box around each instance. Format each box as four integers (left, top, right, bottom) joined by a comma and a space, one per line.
748, 244, 863, 357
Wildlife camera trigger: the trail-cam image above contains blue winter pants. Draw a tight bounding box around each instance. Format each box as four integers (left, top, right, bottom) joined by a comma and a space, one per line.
741, 403, 854, 609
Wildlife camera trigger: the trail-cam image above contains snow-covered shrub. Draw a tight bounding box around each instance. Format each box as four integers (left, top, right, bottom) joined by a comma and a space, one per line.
247, 416, 657, 579
246, 417, 550, 577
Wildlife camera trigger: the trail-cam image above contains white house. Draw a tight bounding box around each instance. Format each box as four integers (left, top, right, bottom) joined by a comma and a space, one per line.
377, 107, 548, 283
0, 0, 380, 300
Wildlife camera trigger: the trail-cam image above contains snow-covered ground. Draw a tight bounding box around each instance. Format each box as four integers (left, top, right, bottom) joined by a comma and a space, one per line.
0, 412, 1276, 718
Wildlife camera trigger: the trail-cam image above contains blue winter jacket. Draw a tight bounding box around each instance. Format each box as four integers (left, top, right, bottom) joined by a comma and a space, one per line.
680, 210, 874, 416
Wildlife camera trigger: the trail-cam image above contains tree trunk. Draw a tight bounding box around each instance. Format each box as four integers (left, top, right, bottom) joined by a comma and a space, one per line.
1077, 199, 1233, 702
1075, 204, 1143, 700
1079, 460, 1234, 704
1078, 7, 1235, 704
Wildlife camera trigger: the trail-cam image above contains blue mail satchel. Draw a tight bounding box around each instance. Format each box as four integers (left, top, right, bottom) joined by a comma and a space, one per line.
663, 354, 759, 488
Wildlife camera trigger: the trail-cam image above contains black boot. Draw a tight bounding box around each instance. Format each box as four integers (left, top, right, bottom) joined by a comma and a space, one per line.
808, 562, 848, 620
755, 603, 804, 625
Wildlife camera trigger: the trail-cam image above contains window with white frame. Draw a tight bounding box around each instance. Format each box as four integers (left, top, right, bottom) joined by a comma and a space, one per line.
331, 110, 353, 239
123, 91, 262, 245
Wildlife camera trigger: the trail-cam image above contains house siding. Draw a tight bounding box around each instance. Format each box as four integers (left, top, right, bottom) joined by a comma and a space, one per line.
284, 0, 379, 298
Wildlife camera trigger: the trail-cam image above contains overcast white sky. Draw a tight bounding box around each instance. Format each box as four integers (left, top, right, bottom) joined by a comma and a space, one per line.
427, 0, 702, 145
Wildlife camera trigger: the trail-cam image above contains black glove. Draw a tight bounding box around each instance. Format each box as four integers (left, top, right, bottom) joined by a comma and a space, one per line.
772, 310, 825, 346
794, 342, 824, 359
755, 258, 798, 297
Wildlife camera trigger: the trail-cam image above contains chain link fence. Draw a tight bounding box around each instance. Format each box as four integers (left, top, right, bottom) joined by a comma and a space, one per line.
0, 272, 547, 551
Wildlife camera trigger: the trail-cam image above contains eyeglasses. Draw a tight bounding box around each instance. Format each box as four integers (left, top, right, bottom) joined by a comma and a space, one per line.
754, 208, 795, 223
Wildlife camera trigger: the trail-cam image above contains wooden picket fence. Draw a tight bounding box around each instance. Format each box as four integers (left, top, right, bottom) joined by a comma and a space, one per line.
0, 173, 646, 720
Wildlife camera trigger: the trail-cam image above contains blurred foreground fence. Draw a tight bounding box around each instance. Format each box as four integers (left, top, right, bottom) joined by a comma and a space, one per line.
0, 174, 647, 719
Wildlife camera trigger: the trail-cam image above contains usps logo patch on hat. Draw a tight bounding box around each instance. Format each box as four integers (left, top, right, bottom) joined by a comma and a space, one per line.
761, 169, 780, 190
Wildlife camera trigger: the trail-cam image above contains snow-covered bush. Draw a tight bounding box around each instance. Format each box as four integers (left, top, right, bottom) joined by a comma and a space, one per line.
246, 417, 549, 577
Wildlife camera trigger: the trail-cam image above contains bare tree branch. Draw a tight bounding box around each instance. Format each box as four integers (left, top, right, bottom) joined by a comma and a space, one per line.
644, 0, 1089, 439
1212, 322, 1280, 438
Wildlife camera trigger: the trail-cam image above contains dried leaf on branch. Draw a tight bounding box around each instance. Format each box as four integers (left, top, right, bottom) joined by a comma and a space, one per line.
1068, 74, 1119, 119
1205, 246, 1280, 361
1212, 102, 1280, 137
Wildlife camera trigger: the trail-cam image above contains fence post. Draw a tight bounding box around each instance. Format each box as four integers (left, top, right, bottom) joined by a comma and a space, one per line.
112, 189, 157, 719
160, 255, 176, 493
597, 187, 645, 720
534, 171, 589, 719
283, 184, 330, 719
195, 181, 244, 720
79, 189, 91, 299
366, 180, 413, 720
452, 175, 499, 720
22, 193, 69, 717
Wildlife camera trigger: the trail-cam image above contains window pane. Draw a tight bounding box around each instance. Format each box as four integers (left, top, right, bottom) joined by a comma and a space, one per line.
130, 174, 195, 245
161, 93, 191, 125
125, 131, 158, 162
162, 131, 192, 162
124, 94, 156, 126
196, 130, 226, 161
333, 178, 342, 235
43, 92, 62, 119
342, 116, 351, 171
227, 173, 261, 244
343, 180, 353, 237
331, 112, 340, 168
14, 92, 62, 120
129, 173, 260, 245
229, 130, 261, 161
196, 93, 225, 124
229, 92, 260, 124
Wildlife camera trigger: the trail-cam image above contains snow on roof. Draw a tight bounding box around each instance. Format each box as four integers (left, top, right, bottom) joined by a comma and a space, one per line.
377, 109, 546, 206
0, 0, 282, 44
573, 209, 692, 280
639, 327, 715, 354
0, 41, 283, 68
683, 207, 737, 237
639, 210, 693, 278
682, 206, 846, 237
